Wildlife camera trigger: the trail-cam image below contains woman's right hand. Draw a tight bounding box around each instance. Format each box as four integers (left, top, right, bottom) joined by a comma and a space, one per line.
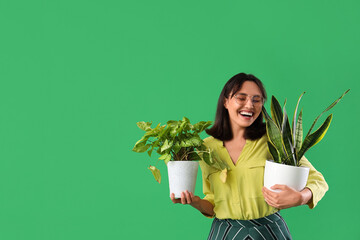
171, 191, 215, 217
170, 190, 201, 206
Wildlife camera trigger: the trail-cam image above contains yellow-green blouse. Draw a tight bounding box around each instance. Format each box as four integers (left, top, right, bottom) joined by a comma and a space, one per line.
199, 135, 329, 220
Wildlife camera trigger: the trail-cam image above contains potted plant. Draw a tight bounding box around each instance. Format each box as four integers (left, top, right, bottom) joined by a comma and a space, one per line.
132, 117, 229, 198
262, 89, 349, 192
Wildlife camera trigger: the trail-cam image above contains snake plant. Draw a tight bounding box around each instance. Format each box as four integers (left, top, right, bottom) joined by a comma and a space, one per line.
262, 89, 350, 166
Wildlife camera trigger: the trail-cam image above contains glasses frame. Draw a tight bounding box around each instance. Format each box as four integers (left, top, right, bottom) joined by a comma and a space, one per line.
233, 93, 264, 107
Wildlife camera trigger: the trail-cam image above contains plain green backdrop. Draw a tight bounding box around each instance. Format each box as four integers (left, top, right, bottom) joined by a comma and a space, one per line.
0, 0, 359, 239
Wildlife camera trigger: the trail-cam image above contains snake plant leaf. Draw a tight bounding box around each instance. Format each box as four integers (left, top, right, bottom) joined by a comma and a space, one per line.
219, 168, 228, 183
306, 89, 349, 138
294, 109, 303, 152
292, 92, 305, 143
262, 106, 271, 120
265, 116, 286, 160
267, 141, 280, 163
270, 96, 283, 128
148, 165, 161, 184
281, 100, 294, 162
287, 138, 297, 166
298, 114, 333, 160
323, 89, 350, 112
136, 121, 152, 131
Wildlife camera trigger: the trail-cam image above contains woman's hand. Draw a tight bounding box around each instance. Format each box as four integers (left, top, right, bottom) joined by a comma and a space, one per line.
170, 191, 201, 207
262, 185, 313, 209
170, 191, 215, 217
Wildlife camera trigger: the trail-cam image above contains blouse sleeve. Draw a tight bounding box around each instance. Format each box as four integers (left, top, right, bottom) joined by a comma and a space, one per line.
199, 160, 215, 218
299, 156, 329, 209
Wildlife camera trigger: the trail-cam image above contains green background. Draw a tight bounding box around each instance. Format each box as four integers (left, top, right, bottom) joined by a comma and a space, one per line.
0, 0, 359, 239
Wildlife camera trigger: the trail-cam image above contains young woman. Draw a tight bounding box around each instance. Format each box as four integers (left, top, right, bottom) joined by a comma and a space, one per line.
170, 73, 328, 240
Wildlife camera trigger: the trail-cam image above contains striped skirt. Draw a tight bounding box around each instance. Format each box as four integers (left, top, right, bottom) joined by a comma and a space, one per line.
207, 212, 292, 240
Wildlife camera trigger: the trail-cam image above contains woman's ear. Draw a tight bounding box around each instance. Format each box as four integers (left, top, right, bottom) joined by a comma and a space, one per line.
223, 97, 229, 109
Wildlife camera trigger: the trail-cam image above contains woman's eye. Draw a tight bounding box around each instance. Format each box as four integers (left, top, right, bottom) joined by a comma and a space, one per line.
238, 97, 247, 101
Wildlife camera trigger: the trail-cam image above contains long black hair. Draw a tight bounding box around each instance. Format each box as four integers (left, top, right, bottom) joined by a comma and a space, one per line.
206, 73, 267, 141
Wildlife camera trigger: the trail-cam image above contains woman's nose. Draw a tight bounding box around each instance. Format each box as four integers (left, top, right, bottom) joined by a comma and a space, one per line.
244, 97, 254, 108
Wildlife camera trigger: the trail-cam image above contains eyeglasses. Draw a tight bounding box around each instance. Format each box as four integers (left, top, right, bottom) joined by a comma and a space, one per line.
233, 93, 264, 107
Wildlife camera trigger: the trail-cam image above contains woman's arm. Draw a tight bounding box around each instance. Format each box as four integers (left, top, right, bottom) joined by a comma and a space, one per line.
262, 185, 313, 209
170, 191, 215, 217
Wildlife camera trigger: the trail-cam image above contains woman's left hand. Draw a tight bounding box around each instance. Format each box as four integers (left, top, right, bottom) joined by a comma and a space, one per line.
262, 185, 312, 209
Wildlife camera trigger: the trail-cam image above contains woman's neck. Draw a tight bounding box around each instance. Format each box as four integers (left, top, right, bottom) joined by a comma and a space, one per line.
229, 124, 246, 143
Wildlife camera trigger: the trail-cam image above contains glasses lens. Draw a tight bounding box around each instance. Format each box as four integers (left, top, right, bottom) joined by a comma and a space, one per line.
252, 96, 263, 106
234, 94, 263, 106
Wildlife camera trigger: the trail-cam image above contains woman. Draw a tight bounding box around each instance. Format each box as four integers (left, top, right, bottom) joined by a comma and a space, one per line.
170, 73, 328, 239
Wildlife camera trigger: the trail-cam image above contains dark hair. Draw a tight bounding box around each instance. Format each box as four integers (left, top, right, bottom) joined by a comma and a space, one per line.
206, 73, 267, 141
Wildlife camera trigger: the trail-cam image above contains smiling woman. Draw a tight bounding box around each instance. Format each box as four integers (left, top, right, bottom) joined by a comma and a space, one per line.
170, 73, 328, 240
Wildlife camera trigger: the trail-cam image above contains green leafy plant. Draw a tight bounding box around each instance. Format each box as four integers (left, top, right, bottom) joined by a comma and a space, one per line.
132, 117, 230, 183
262, 89, 350, 166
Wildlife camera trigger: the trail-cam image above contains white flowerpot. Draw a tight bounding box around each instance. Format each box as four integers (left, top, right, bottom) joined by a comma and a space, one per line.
264, 160, 310, 192
167, 161, 199, 198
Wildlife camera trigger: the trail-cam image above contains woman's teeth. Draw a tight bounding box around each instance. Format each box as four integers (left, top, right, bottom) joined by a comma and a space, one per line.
239, 111, 253, 117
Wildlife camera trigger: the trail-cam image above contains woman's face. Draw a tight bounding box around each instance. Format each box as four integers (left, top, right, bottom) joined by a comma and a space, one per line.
224, 81, 264, 130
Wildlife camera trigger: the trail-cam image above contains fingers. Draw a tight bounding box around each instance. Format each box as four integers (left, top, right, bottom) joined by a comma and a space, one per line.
170, 193, 181, 204
171, 191, 194, 204
262, 187, 281, 208
262, 186, 277, 198
270, 184, 286, 190
185, 191, 192, 204
181, 192, 186, 204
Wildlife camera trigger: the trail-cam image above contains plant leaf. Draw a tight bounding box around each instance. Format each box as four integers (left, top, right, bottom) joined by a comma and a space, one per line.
292, 92, 305, 143
270, 96, 283, 128
305, 89, 349, 138
264, 116, 286, 160
287, 138, 297, 166
193, 121, 213, 133
136, 121, 152, 131
281, 101, 294, 164
148, 165, 161, 183
132, 141, 150, 153
189, 136, 202, 147
294, 109, 303, 153
267, 141, 280, 163
202, 151, 212, 165
160, 139, 173, 152
219, 168, 227, 183
298, 114, 333, 160
173, 141, 181, 154
159, 153, 171, 163
188, 152, 201, 160
147, 148, 153, 157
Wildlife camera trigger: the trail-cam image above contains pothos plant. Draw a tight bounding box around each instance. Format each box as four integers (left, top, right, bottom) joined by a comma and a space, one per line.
262, 89, 350, 167
132, 117, 230, 183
